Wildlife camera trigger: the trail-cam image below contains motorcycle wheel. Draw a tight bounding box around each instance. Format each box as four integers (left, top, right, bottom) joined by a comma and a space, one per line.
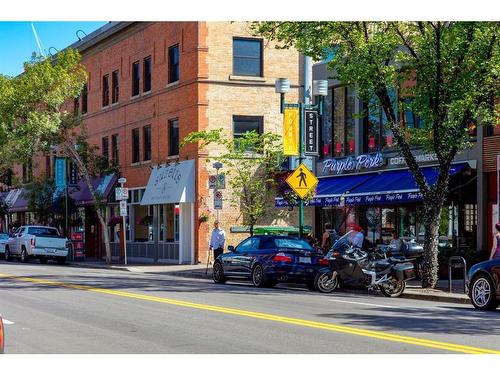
314, 272, 339, 293
380, 280, 406, 298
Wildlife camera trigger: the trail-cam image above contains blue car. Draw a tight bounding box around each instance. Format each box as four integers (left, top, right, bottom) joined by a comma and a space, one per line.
467, 258, 500, 310
212, 235, 328, 290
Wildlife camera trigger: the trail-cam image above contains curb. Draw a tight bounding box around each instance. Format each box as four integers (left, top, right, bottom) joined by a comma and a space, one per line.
401, 291, 470, 305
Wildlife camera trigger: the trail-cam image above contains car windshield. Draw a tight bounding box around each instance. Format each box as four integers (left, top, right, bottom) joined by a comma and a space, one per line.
27, 227, 60, 237
274, 238, 313, 251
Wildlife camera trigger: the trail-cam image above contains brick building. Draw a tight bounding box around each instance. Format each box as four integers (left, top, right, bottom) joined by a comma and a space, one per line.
3, 22, 307, 264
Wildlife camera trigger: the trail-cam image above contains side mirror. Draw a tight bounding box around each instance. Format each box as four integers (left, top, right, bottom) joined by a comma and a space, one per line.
227, 245, 235, 253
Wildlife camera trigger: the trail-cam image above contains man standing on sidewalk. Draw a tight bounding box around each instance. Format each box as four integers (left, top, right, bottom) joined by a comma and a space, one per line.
209, 220, 225, 260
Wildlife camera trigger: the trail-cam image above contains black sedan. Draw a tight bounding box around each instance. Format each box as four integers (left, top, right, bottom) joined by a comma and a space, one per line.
467, 258, 500, 310
212, 235, 328, 290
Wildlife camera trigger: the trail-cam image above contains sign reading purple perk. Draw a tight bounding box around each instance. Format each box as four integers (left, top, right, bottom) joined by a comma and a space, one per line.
321, 153, 384, 175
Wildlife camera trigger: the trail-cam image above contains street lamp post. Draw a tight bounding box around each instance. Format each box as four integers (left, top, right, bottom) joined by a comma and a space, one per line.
275, 78, 328, 238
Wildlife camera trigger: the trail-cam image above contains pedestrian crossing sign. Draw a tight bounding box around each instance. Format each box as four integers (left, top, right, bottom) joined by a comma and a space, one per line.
286, 163, 318, 199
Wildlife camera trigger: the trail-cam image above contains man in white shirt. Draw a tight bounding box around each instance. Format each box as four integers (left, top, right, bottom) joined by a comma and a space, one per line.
209, 220, 225, 260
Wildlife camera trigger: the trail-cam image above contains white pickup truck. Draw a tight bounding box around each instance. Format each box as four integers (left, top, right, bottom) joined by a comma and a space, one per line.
4, 226, 69, 264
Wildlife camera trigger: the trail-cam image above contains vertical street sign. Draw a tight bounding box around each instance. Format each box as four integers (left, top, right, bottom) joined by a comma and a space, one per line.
69, 162, 79, 186
214, 190, 223, 210
304, 110, 319, 156
54, 157, 67, 188
119, 200, 128, 216
283, 108, 299, 156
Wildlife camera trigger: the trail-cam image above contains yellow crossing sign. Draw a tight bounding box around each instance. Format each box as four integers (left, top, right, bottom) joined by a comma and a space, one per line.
286, 163, 318, 199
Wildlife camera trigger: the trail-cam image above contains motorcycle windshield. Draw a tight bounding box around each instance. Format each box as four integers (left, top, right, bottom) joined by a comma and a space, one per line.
328, 230, 360, 254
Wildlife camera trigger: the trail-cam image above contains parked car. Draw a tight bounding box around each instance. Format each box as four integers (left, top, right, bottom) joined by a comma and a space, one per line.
212, 235, 328, 290
0, 315, 4, 353
467, 258, 500, 310
0, 232, 9, 259
4, 226, 69, 264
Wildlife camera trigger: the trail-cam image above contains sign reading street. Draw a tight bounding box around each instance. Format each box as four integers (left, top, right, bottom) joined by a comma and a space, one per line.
286, 163, 319, 199
304, 110, 319, 156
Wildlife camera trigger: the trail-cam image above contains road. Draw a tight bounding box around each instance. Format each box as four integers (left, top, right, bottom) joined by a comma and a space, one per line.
1, 260, 500, 354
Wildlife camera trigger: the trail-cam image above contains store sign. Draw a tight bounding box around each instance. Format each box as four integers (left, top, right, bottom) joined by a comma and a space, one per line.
321, 153, 384, 175
304, 110, 319, 156
388, 153, 438, 166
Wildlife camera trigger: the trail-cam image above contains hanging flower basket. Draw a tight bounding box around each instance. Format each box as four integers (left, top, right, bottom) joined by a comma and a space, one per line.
108, 216, 122, 226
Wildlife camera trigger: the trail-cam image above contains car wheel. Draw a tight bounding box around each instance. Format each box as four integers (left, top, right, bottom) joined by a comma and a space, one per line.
57, 257, 66, 265
212, 262, 226, 284
39, 258, 48, 264
20, 247, 29, 263
4, 248, 11, 262
314, 272, 339, 293
470, 275, 499, 311
252, 264, 267, 288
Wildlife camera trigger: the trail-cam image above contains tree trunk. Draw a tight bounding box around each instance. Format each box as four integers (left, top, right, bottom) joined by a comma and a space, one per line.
65, 146, 112, 264
421, 206, 442, 288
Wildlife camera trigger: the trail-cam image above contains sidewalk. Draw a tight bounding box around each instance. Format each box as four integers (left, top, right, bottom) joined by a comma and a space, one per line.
66, 261, 470, 305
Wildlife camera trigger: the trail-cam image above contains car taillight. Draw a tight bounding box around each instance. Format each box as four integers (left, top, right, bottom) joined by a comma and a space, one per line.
318, 258, 330, 266
31, 238, 36, 247
272, 252, 293, 263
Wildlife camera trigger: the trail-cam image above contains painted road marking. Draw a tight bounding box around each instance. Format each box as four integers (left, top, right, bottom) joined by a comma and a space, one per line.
0, 273, 499, 354
329, 299, 396, 309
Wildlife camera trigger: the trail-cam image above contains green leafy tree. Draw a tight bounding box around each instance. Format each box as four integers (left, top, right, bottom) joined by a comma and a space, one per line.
253, 21, 499, 287
24, 177, 57, 225
182, 129, 285, 236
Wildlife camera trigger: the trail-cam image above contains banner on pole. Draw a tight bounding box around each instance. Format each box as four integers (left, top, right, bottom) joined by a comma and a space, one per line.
283, 108, 299, 156
54, 157, 66, 188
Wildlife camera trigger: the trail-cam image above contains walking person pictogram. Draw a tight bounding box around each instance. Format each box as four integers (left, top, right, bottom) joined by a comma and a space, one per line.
297, 168, 307, 187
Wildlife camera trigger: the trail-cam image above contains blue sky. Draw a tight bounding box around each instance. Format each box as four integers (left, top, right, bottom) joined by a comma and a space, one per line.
0, 21, 108, 77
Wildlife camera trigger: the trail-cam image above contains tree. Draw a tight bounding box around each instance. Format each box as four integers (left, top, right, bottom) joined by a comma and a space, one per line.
253, 22, 499, 287
24, 177, 57, 225
182, 129, 285, 236
0, 50, 117, 264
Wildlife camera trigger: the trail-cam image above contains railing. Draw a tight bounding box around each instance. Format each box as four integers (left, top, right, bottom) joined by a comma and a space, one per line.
448, 256, 467, 294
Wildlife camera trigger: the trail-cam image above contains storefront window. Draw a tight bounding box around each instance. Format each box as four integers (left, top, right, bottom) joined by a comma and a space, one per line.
332, 87, 356, 157
381, 208, 396, 243
365, 90, 397, 152
159, 204, 179, 242
365, 207, 381, 245
398, 207, 416, 238
134, 205, 153, 242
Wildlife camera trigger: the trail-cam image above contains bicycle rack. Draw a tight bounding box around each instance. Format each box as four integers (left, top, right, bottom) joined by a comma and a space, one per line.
448, 256, 467, 294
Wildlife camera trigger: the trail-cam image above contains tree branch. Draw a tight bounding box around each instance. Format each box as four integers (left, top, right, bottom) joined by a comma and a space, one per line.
392, 22, 419, 61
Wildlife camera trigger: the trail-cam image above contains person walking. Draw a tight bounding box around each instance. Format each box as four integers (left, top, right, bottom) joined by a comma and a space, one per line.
489, 223, 500, 260
210, 220, 226, 260
321, 223, 334, 253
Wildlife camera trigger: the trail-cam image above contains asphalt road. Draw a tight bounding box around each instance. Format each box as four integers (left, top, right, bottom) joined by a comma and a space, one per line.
1, 260, 500, 354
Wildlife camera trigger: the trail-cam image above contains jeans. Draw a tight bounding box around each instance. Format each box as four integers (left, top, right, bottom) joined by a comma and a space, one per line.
213, 247, 223, 260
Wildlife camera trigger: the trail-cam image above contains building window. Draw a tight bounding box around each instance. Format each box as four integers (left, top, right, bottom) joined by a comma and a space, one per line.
102, 136, 109, 166
132, 128, 140, 163
159, 204, 179, 242
111, 134, 119, 165
73, 96, 80, 115
233, 37, 263, 77
132, 61, 140, 97
332, 87, 356, 157
102, 74, 109, 107
364, 89, 398, 153
143, 125, 151, 161
168, 119, 179, 156
82, 83, 88, 114
22, 160, 33, 184
112, 70, 119, 104
168, 44, 179, 83
143, 56, 152, 92
45, 155, 52, 178
233, 115, 263, 149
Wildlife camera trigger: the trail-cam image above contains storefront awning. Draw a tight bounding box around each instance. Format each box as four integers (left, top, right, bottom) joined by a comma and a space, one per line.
276, 163, 467, 207
71, 174, 117, 206
7, 189, 28, 213
141, 160, 195, 205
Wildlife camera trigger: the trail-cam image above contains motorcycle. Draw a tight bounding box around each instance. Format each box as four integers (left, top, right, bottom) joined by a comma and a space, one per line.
314, 230, 416, 297
383, 238, 424, 279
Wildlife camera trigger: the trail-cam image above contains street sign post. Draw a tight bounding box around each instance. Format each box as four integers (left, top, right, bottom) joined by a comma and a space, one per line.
116, 178, 128, 265
208, 174, 225, 189
286, 163, 319, 199
214, 190, 223, 210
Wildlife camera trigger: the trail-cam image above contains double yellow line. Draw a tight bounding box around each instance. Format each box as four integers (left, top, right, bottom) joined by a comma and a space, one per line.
1, 273, 499, 354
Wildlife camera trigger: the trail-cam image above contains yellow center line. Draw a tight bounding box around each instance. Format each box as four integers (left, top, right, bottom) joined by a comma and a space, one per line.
1, 273, 498, 354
